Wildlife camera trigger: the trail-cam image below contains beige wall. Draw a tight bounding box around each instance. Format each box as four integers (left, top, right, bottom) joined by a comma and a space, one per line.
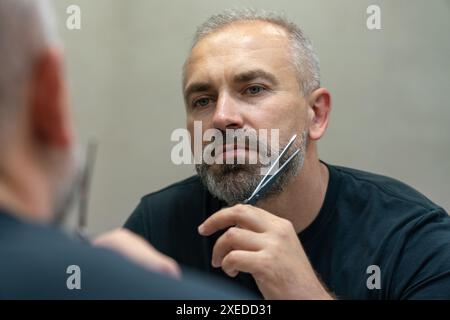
52, 0, 450, 235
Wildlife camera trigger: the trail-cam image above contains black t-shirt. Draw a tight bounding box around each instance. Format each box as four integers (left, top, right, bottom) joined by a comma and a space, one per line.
124, 162, 450, 299
0, 208, 253, 299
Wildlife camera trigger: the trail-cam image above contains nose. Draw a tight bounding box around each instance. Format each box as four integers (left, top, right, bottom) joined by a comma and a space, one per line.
212, 93, 244, 131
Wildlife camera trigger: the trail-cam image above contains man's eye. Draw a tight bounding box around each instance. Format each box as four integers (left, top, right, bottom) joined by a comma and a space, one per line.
245, 85, 266, 95
193, 97, 211, 108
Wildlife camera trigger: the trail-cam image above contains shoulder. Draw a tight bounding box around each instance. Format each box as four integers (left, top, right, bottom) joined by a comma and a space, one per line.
134, 175, 210, 223
140, 175, 205, 206
330, 163, 449, 243
324, 165, 450, 298
330, 165, 444, 223
0, 216, 132, 297
0, 214, 246, 299
124, 175, 217, 241
133, 175, 215, 220
0, 215, 131, 278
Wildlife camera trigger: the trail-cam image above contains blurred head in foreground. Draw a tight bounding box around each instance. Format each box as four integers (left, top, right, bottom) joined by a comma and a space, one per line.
0, 0, 80, 223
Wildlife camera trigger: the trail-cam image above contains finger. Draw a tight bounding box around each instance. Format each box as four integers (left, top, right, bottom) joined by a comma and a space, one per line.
139, 246, 182, 279
212, 227, 263, 267
93, 229, 182, 279
199, 204, 267, 236
221, 250, 260, 278
146, 253, 181, 279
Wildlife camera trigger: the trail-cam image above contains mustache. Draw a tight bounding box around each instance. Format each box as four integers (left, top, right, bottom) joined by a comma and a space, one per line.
202, 129, 274, 158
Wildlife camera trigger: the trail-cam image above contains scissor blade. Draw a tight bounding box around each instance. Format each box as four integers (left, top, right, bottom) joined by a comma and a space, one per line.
245, 148, 300, 205
248, 134, 297, 200
78, 141, 98, 234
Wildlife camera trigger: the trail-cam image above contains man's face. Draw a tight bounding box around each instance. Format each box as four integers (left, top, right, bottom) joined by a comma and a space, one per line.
183, 21, 309, 204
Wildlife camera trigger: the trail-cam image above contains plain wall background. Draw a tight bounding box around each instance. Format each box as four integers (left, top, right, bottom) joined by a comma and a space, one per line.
52, 0, 450, 235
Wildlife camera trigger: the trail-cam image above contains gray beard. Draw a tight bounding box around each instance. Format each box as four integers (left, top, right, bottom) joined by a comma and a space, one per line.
196, 131, 307, 206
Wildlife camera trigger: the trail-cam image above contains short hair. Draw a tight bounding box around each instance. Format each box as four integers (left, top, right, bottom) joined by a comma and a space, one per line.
0, 0, 58, 146
183, 8, 321, 97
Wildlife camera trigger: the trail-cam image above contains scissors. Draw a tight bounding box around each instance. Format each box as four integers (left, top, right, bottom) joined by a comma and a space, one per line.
243, 134, 300, 206
76, 140, 98, 239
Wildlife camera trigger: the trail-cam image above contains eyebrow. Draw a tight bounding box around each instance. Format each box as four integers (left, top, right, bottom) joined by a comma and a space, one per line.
233, 69, 279, 86
184, 82, 212, 102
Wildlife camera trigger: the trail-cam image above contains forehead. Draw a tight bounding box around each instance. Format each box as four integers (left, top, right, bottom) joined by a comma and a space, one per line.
184, 21, 294, 85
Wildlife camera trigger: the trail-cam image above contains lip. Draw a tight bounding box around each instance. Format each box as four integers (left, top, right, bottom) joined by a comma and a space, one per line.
215, 144, 250, 158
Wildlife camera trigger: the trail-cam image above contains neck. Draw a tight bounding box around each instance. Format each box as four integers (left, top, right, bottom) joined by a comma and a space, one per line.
259, 148, 329, 234
0, 156, 52, 223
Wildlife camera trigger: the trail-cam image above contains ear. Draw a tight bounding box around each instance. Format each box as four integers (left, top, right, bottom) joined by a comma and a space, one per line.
307, 88, 332, 141
29, 47, 73, 149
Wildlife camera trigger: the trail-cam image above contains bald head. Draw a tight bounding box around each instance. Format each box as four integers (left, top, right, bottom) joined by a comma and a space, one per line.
0, 0, 79, 222
183, 9, 320, 98
0, 0, 58, 145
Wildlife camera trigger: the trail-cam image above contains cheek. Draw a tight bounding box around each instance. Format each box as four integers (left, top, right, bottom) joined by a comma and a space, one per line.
265, 98, 306, 131
185, 120, 194, 147
284, 99, 309, 130
187, 108, 215, 130
265, 100, 309, 144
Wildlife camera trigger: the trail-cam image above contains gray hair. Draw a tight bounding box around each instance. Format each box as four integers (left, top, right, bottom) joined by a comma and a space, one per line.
0, 0, 58, 145
185, 8, 321, 97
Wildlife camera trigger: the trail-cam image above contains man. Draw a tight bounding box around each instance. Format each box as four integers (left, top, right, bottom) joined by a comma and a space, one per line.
0, 0, 252, 299
125, 9, 450, 299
